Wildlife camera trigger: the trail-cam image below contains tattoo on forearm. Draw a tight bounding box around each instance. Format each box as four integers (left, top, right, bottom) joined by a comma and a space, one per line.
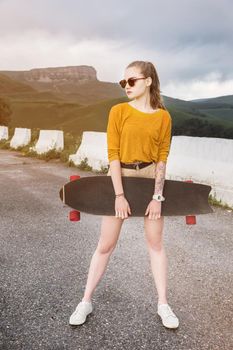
154, 161, 166, 194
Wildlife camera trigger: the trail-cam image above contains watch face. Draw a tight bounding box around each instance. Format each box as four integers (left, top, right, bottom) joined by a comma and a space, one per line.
153, 194, 165, 201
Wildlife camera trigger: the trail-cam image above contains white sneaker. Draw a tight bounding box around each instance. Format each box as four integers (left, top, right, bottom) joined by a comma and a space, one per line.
69, 301, 93, 325
157, 303, 179, 329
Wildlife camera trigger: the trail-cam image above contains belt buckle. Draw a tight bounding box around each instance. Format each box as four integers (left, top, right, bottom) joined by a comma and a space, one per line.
134, 161, 141, 170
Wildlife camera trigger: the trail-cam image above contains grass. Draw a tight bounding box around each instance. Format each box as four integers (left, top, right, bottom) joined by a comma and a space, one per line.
68, 157, 109, 174
208, 194, 233, 210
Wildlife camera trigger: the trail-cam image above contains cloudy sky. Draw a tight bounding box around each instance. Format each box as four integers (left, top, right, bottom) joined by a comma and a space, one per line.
0, 0, 232, 100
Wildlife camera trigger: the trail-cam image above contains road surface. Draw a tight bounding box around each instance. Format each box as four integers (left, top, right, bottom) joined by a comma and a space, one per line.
0, 149, 232, 350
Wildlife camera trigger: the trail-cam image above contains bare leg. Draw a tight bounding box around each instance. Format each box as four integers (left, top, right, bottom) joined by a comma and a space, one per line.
144, 216, 168, 305
82, 215, 124, 302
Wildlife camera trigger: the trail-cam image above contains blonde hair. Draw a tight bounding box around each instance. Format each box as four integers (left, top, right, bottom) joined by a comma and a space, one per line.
126, 60, 166, 110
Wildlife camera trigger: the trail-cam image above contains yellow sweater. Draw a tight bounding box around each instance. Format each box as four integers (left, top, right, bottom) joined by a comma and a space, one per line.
107, 102, 172, 163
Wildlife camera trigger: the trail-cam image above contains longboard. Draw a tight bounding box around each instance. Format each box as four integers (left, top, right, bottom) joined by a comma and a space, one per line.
59, 176, 213, 217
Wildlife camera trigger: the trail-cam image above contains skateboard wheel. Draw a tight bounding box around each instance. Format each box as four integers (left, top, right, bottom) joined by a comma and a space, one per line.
70, 175, 80, 181
186, 215, 196, 225
69, 210, 80, 221
185, 179, 196, 225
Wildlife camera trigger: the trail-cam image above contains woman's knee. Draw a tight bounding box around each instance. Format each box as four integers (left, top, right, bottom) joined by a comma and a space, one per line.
96, 242, 116, 255
146, 239, 163, 252
97, 216, 124, 254
144, 219, 164, 251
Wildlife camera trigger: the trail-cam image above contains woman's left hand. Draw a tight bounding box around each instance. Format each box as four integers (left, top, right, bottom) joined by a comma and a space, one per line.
145, 200, 161, 220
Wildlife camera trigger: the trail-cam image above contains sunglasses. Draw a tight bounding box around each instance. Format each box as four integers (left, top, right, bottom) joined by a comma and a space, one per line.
119, 77, 146, 88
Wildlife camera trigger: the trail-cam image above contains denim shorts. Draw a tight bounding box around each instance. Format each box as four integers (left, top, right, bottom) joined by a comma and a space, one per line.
107, 162, 156, 179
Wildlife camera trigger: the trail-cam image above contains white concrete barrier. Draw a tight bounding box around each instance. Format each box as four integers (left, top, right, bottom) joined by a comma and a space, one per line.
69, 131, 108, 170
166, 136, 233, 207
30, 130, 64, 154
0, 126, 8, 140
70, 132, 233, 207
10, 127, 31, 148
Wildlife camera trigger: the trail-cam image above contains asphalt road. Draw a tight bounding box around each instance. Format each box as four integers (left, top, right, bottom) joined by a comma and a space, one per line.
0, 149, 232, 350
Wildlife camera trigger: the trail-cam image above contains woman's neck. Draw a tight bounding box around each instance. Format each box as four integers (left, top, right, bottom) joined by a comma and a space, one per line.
129, 99, 158, 113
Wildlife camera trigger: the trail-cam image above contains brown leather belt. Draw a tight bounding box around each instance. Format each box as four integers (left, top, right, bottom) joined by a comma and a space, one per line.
120, 161, 153, 170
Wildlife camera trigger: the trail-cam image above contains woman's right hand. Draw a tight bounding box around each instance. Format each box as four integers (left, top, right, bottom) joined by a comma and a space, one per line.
115, 196, 131, 219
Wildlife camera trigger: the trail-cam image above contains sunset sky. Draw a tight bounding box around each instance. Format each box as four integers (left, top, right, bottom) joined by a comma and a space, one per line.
0, 0, 232, 100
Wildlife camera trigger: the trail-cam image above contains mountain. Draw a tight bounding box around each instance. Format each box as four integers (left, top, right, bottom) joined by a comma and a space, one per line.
0, 65, 232, 138
0, 65, 97, 91
190, 95, 233, 105
0, 65, 125, 104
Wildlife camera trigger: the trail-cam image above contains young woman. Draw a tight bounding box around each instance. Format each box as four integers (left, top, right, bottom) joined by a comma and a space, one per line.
69, 60, 179, 329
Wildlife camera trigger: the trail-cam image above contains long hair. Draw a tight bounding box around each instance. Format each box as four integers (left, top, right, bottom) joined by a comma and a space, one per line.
126, 60, 166, 110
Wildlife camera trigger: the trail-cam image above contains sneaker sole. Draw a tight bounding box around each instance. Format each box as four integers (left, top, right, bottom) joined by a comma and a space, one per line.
157, 313, 179, 329
69, 309, 93, 326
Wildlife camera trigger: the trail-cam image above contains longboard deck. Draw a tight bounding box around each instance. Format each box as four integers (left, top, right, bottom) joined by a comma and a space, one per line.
59, 176, 213, 217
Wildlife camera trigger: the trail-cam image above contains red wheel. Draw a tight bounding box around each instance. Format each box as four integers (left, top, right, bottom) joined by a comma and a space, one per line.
69, 210, 80, 221
186, 216, 196, 225
185, 179, 196, 225
70, 175, 80, 181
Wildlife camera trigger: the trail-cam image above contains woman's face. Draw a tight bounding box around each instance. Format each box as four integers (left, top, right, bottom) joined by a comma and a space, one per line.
124, 66, 150, 99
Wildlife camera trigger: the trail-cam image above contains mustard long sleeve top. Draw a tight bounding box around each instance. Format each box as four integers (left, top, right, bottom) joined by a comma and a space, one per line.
107, 102, 172, 164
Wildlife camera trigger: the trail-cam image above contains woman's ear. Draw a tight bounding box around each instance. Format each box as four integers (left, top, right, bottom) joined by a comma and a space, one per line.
146, 76, 152, 87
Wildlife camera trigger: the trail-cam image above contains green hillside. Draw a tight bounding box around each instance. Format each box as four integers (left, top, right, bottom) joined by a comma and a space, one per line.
0, 73, 36, 94
6, 94, 233, 139
8, 96, 127, 134
188, 95, 233, 126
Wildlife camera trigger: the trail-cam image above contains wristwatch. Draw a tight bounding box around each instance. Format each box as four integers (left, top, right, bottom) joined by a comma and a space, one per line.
152, 193, 165, 201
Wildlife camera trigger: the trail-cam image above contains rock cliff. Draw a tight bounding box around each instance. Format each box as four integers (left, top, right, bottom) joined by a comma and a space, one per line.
1, 65, 97, 84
